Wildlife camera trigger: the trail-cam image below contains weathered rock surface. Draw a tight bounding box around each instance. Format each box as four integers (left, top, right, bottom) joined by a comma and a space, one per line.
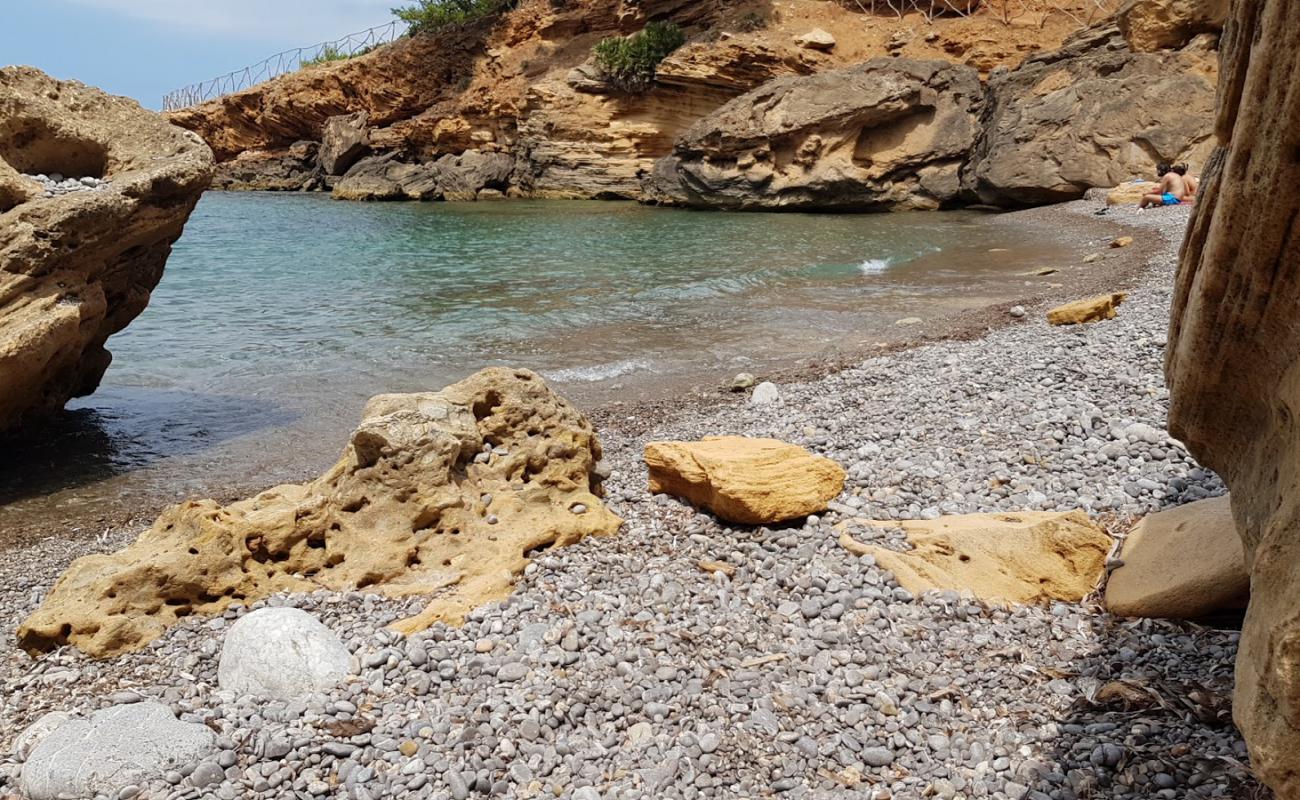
967, 24, 1216, 206
1105, 495, 1246, 618
20, 702, 216, 800
0, 67, 213, 432
332, 150, 514, 202
839, 511, 1111, 605
794, 29, 836, 51
1047, 292, 1128, 325
1164, 1, 1300, 794
646, 59, 983, 211
645, 436, 845, 524
17, 368, 621, 657
1118, 0, 1229, 52
318, 111, 370, 176
217, 607, 351, 700
210, 141, 320, 191
1105, 179, 1159, 205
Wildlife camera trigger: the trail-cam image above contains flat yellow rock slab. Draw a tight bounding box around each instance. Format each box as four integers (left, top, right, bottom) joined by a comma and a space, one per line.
1105, 495, 1247, 619
645, 436, 845, 525
839, 510, 1111, 605
1047, 292, 1128, 325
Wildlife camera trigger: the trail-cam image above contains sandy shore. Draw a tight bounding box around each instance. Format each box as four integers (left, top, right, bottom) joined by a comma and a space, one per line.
0, 199, 1268, 799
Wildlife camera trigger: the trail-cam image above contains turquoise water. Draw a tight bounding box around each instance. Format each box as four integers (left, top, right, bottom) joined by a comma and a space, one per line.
1, 193, 1072, 531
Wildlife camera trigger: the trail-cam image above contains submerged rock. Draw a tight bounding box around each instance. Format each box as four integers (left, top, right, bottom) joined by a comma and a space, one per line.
839, 511, 1111, 605
217, 607, 351, 700
645, 436, 845, 524
1047, 293, 1128, 326
20, 702, 216, 800
0, 66, 213, 432
17, 368, 621, 658
646, 59, 983, 211
1105, 495, 1246, 619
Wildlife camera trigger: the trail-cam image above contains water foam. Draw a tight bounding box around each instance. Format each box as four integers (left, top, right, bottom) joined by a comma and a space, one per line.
543, 358, 652, 383
858, 257, 893, 275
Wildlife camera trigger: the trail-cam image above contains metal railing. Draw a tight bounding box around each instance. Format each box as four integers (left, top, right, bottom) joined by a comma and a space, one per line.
162, 21, 407, 112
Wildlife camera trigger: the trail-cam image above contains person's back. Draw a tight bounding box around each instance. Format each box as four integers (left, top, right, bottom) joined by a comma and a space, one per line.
1161, 170, 1188, 199
1173, 163, 1198, 200
1139, 162, 1188, 208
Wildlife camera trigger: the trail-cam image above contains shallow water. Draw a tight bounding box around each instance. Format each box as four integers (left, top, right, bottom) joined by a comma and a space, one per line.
0, 194, 1076, 537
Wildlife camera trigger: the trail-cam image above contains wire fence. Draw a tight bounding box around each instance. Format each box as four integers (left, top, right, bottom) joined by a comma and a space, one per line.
162, 21, 407, 112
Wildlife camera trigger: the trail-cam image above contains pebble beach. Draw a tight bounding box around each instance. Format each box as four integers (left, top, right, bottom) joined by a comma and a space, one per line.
0, 201, 1266, 800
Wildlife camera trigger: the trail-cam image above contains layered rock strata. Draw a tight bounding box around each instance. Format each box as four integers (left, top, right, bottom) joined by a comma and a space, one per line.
17, 368, 622, 658
1164, 1, 1300, 794
645, 59, 984, 211
0, 66, 213, 432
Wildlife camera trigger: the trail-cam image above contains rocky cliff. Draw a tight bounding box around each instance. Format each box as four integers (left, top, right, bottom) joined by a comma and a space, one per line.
1164, 1, 1300, 796
0, 67, 213, 433
167, 0, 1188, 207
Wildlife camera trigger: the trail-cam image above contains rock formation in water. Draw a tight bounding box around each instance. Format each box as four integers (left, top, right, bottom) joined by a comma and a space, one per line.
0, 66, 213, 433
167, 0, 1170, 207
1163, 0, 1300, 795
644, 59, 983, 211
966, 23, 1216, 206
17, 368, 622, 658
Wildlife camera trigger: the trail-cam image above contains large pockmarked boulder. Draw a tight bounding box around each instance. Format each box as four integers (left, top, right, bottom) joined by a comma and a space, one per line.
839, 511, 1111, 605
0, 67, 213, 432
1117, 0, 1229, 52
318, 111, 370, 176
966, 25, 1215, 206
20, 702, 216, 800
17, 368, 622, 658
646, 59, 983, 211
217, 607, 351, 700
1105, 495, 1247, 618
1164, 2, 1300, 794
645, 436, 845, 524
1047, 293, 1128, 325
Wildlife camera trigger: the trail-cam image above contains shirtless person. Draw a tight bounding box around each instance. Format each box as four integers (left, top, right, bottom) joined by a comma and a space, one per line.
1174, 163, 1198, 198
1138, 162, 1190, 208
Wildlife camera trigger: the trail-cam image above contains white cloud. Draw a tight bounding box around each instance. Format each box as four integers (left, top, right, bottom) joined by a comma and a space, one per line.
63, 0, 402, 43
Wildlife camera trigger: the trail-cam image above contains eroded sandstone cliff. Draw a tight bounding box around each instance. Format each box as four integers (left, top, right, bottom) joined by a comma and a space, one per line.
0, 67, 213, 432
1164, 0, 1300, 795
167, 0, 1147, 206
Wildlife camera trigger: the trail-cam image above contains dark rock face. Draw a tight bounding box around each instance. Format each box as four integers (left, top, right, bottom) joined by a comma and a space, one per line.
1164, 3, 1300, 796
318, 112, 370, 177
965, 24, 1216, 207
210, 141, 321, 191
0, 67, 213, 432
644, 59, 984, 211
331, 150, 515, 202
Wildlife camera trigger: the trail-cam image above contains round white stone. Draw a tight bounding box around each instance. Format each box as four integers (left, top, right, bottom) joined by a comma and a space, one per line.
217, 607, 350, 700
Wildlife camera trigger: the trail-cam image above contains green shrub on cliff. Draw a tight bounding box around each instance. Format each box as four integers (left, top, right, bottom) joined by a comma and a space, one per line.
301, 45, 350, 68
393, 0, 518, 35
593, 21, 687, 93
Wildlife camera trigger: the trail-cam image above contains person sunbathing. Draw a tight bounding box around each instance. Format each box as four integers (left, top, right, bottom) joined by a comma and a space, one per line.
1138, 163, 1191, 208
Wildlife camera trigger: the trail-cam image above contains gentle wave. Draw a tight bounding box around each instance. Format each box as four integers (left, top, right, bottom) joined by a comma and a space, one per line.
543, 358, 653, 383
859, 257, 894, 275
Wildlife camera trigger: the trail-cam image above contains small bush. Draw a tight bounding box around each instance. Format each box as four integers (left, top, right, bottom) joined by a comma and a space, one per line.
301, 45, 350, 68
393, 0, 519, 36
592, 21, 687, 93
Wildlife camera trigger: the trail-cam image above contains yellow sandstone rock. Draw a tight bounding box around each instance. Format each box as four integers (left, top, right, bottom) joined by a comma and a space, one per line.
644, 436, 845, 525
1111, 236, 1134, 248
839, 511, 1111, 605
17, 368, 621, 658
1105, 495, 1247, 618
1046, 293, 1128, 325
1106, 181, 1155, 206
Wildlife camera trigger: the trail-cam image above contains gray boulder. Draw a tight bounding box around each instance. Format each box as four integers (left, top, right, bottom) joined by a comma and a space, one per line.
217, 607, 350, 700
333, 150, 514, 201
965, 24, 1216, 206
318, 111, 370, 176
645, 59, 983, 211
20, 702, 216, 800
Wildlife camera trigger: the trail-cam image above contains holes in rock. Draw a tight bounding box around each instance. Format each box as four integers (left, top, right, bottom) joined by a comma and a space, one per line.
406, 552, 422, 567
958, 554, 971, 563
307, 535, 327, 549
341, 497, 370, 514
524, 540, 555, 559
187, 547, 199, 555
472, 390, 502, 421
412, 508, 442, 534
0, 116, 109, 178
327, 553, 346, 567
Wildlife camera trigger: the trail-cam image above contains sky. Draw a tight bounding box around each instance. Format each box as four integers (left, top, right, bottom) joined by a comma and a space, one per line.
2, 0, 402, 109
